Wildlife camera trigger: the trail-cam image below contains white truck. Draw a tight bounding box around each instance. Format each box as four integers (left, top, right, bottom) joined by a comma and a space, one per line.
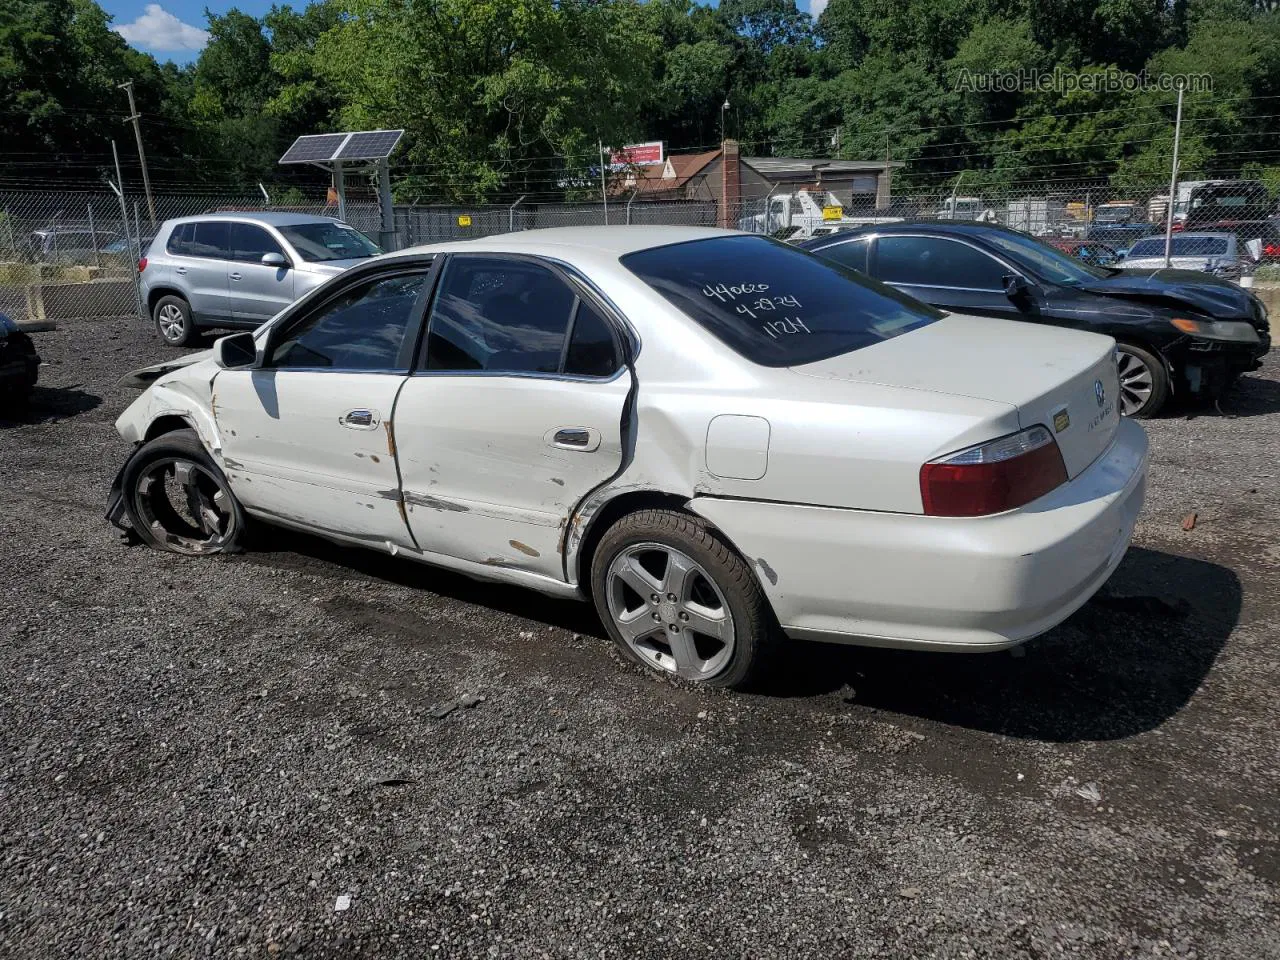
740, 189, 901, 242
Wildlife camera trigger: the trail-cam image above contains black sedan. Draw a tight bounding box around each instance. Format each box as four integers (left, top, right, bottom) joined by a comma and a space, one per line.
801, 221, 1271, 417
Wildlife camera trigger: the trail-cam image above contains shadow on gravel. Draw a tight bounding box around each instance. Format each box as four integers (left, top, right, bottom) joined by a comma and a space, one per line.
0, 385, 101, 427
1215, 373, 1280, 418
241, 527, 605, 637
766, 546, 1240, 742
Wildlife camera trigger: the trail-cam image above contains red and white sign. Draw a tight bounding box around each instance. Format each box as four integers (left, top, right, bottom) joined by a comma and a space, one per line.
610, 141, 664, 167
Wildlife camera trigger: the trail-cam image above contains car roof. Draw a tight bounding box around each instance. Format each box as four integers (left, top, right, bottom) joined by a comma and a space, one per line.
162, 211, 342, 227
801, 219, 1038, 246
398, 225, 741, 259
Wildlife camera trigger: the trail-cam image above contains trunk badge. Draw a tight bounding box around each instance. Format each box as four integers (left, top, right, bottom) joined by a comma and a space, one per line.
1094, 379, 1106, 407
1052, 407, 1071, 433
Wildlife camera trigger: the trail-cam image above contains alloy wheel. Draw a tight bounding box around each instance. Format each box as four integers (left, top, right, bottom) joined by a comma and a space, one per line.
1116, 348, 1154, 416
131, 457, 237, 554
158, 303, 185, 342
605, 542, 735, 681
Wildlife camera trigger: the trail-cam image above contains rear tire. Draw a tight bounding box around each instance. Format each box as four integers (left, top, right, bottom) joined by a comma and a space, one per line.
153, 294, 198, 347
120, 428, 247, 555
590, 508, 776, 690
1115, 342, 1169, 418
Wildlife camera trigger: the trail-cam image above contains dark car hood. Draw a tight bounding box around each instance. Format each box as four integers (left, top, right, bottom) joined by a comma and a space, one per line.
1080, 268, 1257, 321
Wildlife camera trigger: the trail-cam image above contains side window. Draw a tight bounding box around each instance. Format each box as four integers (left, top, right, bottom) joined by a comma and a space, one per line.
564, 301, 620, 377
425, 257, 577, 374
818, 237, 869, 273
231, 223, 285, 263
167, 223, 194, 256
189, 221, 230, 259
269, 273, 428, 371
876, 236, 1007, 289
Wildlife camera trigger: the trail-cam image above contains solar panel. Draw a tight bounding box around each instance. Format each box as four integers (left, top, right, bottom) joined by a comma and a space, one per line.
333, 130, 404, 162
279, 133, 349, 164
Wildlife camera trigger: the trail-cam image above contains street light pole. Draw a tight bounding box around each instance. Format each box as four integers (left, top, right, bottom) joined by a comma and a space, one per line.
118, 80, 156, 227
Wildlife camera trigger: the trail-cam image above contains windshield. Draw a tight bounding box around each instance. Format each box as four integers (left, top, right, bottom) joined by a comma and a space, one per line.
983, 230, 1110, 284
278, 222, 381, 262
1128, 236, 1229, 258
1095, 206, 1138, 222
621, 235, 941, 368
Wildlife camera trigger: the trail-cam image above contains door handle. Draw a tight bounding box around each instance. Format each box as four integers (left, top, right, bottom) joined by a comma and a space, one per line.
229, 272, 242, 281
550, 427, 599, 451
175, 266, 187, 275
340, 409, 377, 429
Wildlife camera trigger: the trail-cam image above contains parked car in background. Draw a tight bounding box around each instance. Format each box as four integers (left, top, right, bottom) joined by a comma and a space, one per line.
1118, 232, 1253, 279
1171, 179, 1226, 230
139, 212, 382, 346
801, 221, 1271, 417
1184, 181, 1273, 230
1200, 219, 1280, 265
0, 312, 39, 406
1046, 239, 1122, 268
1086, 201, 1153, 246
108, 226, 1147, 690
25, 227, 122, 265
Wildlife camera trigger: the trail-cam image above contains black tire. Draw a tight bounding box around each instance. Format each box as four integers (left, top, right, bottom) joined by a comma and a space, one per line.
120, 428, 248, 555
1115, 342, 1170, 418
589, 508, 776, 690
153, 294, 198, 347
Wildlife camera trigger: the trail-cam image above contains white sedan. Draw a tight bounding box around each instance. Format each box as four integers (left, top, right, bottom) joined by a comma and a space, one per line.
107, 226, 1148, 689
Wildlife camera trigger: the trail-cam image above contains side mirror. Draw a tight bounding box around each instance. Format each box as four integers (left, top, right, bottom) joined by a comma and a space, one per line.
213, 331, 258, 369
261, 251, 288, 268
1003, 274, 1030, 300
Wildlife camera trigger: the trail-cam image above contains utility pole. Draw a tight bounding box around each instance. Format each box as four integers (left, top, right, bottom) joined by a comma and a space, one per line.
1163, 84, 1184, 269
118, 81, 156, 227
599, 140, 609, 225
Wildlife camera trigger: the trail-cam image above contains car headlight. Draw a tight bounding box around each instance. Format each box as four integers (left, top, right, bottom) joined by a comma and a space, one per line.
1170, 317, 1261, 343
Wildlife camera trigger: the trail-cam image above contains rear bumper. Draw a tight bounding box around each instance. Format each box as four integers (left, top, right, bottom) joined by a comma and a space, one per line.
691, 418, 1149, 652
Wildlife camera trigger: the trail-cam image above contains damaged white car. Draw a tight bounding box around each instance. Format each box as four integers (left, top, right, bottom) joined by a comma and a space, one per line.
107, 226, 1148, 689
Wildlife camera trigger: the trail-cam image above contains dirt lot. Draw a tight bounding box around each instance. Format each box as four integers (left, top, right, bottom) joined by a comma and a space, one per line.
2, 316, 1278, 959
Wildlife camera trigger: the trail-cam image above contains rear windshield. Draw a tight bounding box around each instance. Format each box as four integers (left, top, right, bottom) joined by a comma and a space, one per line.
621, 235, 941, 367
1128, 236, 1229, 258
278, 222, 381, 262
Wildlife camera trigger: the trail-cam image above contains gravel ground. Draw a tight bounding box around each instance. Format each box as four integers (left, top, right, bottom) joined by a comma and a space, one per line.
1, 316, 1277, 959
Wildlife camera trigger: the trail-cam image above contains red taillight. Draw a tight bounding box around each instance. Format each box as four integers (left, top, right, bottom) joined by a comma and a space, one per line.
137, 257, 148, 273
1264, 244, 1279, 258
920, 426, 1068, 517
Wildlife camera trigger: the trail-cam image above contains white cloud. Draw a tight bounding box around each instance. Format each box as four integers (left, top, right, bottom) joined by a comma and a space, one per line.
809, 0, 829, 18
114, 5, 209, 53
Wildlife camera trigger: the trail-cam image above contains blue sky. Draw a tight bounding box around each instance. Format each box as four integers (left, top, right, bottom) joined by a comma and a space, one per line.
104, 0, 829, 65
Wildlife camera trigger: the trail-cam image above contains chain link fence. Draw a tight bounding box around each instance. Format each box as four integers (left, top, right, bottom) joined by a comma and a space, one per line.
3, 177, 1274, 327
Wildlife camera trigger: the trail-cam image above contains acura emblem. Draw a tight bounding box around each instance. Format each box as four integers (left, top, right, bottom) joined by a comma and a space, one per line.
1094, 379, 1106, 407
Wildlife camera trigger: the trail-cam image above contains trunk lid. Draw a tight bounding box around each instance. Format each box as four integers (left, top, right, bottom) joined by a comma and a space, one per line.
791, 313, 1120, 478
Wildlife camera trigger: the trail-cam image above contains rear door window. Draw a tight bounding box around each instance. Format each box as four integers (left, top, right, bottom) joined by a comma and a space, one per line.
188, 222, 230, 259
814, 237, 869, 273
424, 257, 578, 374
875, 236, 1007, 289
621, 235, 940, 368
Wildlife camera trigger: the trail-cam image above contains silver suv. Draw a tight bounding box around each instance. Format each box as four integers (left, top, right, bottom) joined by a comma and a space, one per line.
139, 212, 382, 346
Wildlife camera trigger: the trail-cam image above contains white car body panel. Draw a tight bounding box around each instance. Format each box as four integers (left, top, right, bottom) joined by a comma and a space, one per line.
114, 225, 1148, 652
393, 371, 632, 578
212, 369, 414, 547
